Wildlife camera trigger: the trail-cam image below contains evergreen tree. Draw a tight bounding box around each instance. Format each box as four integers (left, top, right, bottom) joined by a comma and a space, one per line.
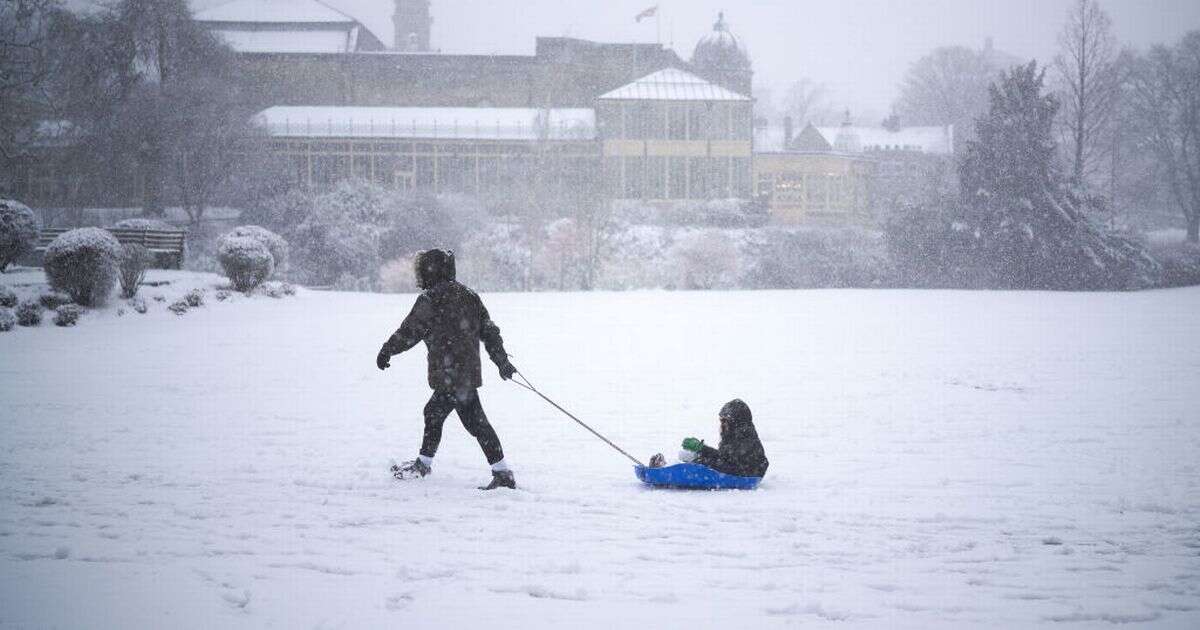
956, 61, 1157, 290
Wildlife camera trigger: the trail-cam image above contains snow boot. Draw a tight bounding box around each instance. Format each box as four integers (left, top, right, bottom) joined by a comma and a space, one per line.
392, 458, 431, 480
649, 453, 666, 468
479, 470, 516, 490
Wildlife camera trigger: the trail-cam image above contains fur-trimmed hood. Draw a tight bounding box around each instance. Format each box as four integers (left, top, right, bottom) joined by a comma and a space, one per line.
414, 249, 456, 289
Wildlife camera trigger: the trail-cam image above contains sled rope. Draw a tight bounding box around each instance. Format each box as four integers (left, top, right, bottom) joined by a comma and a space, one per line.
512, 371, 644, 467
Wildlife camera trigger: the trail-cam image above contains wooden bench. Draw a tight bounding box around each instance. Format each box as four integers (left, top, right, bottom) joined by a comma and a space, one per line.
36, 227, 188, 269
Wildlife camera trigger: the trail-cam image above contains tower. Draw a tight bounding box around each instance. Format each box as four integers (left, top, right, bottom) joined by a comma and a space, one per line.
690, 12, 752, 96
393, 0, 432, 52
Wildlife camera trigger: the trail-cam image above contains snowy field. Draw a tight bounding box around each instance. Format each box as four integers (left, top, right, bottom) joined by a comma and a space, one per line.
1, 283, 1199, 628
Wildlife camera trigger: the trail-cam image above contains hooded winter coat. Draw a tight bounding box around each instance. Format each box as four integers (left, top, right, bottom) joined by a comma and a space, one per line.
380, 249, 512, 391
694, 399, 769, 478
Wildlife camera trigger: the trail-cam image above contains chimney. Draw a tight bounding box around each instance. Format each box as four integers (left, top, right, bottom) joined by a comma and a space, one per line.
783, 116, 793, 149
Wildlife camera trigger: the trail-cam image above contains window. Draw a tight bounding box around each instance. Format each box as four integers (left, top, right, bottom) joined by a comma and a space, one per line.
731, 158, 750, 198
730, 104, 751, 140
688, 103, 711, 140
668, 105, 687, 140
688, 157, 707, 199
668, 157, 687, 199
645, 156, 665, 199
623, 156, 644, 198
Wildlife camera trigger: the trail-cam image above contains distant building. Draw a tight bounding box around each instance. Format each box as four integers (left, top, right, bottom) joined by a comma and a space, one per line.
753, 114, 955, 224
597, 68, 753, 200
13, 3, 775, 214
194, 0, 386, 54
255, 69, 750, 202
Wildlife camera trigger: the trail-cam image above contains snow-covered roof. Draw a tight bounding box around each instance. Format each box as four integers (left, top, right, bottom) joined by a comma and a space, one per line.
195, 0, 355, 24
754, 122, 954, 155
257, 106, 597, 141
196, 0, 384, 53
816, 125, 954, 155
599, 68, 750, 102
209, 27, 361, 54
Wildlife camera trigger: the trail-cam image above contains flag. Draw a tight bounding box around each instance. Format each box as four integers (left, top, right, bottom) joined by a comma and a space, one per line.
635, 6, 658, 22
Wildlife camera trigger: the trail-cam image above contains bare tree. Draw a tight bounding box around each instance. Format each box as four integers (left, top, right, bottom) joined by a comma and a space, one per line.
894, 45, 1011, 151
1053, 0, 1125, 187
1129, 32, 1200, 242
782, 78, 832, 125
0, 0, 58, 163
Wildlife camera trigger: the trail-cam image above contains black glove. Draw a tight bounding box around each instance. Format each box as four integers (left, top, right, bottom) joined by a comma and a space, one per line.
498, 361, 516, 381
376, 349, 391, 371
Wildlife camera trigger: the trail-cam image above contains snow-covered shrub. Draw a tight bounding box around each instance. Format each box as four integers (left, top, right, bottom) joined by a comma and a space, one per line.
215, 289, 231, 302
744, 227, 892, 289
259, 282, 285, 298
240, 188, 315, 234
280, 282, 296, 296
457, 222, 530, 292
220, 226, 288, 276
184, 289, 204, 307
289, 209, 378, 287
43, 228, 121, 306
118, 243, 153, 299
378, 256, 418, 293
38, 291, 71, 310
53, 304, 82, 327
666, 229, 741, 290
16, 300, 42, 326
111, 218, 174, 231
1152, 240, 1200, 288
0, 307, 14, 331
0, 284, 16, 308
596, 224, 670, 290
218, 236, 274, 292
0, 199, 39, 273
168, 300, 189, 316
127, 296, 147, 314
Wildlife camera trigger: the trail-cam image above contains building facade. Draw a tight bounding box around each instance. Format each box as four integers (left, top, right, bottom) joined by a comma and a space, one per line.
596, 69, 753, 201
752, 116, 955, 224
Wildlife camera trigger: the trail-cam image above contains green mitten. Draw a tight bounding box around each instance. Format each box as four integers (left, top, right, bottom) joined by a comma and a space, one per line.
681, 437, 704, 452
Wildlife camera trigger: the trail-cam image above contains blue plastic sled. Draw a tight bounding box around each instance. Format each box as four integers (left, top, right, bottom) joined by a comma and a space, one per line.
634, 462, 762, 490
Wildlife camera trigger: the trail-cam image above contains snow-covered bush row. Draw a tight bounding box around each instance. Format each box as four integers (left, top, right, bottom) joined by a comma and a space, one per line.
220, 226, 288, 275
0, 284, 15, 308
611, 198, 769, 228
217, 236, 273, 292
43, 228, 122, 306
118, 243, 152, 298
16, 300, 41, 326
38, 291, 71, 310
1, 199, 39, 273
111, 218, 175, 231
0, 307, 13, 331
53, 304, 82, 327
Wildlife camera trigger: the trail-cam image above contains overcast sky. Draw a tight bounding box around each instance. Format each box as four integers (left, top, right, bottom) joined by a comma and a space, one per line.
187, 0, 1200, 118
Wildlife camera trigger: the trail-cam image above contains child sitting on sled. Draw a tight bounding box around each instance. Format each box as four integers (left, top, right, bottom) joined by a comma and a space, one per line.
650, 399, 769, 478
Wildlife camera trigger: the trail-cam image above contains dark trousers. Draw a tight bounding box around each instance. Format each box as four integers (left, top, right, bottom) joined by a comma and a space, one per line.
420, 388, 505, 465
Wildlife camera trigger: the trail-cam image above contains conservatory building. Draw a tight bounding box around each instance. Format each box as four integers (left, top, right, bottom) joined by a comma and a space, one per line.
255, 68, 752, 203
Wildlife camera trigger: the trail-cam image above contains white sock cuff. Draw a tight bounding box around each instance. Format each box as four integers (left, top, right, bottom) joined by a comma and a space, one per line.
418, 455, 433, 467
490, 458, 510, 472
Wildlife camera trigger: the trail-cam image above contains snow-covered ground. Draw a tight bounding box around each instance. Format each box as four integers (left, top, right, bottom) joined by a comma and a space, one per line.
1, 285, 1198, 628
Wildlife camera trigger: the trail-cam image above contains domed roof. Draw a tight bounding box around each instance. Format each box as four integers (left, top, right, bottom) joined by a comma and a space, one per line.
691, 12, 750, 72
